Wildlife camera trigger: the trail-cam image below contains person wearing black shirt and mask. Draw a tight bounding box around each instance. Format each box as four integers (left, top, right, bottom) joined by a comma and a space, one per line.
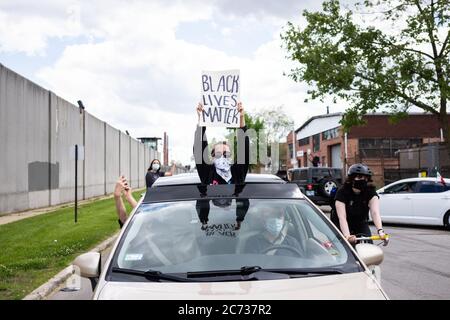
331, 164, 388, 246
145, 159, 175, 188
193, 102, 249, 185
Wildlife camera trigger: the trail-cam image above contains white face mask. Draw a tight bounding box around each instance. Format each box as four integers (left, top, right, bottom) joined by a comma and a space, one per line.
152, 163, 160, 171
213, 156, 232, 182
265, 218, 284, 237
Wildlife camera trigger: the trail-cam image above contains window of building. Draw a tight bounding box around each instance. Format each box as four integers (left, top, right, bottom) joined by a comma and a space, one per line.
359, 138, 421, 158
313, 134, 320, 152
322, 127, 339, 140
298, 137, 310, 146
288, 144, 293, 158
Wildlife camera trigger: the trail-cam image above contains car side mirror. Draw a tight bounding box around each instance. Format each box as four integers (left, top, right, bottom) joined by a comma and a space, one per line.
355, 244, 384, 267
73, 252, 100, 278
73, 252, 101, 291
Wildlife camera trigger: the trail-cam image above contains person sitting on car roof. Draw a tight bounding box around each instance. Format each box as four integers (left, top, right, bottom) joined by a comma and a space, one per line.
193, 102, 249, 185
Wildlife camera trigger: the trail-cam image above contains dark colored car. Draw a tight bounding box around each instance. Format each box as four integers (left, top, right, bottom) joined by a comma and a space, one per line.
288, 167, 343, 205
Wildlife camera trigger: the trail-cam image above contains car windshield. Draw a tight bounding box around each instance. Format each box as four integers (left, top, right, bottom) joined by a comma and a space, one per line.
112, 199, 360, 277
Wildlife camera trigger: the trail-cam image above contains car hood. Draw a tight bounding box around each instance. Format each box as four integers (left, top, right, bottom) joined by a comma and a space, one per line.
96, 271, 387, 300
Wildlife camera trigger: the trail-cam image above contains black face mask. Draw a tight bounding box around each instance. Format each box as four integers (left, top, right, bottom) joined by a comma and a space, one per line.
353, 180, 368, 191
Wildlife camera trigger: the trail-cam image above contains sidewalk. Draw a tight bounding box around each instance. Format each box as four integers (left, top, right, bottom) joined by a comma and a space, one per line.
0, 189, 145, 226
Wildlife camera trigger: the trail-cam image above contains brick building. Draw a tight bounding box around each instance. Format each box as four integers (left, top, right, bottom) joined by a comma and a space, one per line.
286, 113, 449, 187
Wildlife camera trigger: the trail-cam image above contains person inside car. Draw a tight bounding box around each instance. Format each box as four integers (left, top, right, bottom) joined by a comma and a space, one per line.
114, 175, 138, 228
331, 163, 388, 246
244, 206, 301, 257
193, 102, 249, 185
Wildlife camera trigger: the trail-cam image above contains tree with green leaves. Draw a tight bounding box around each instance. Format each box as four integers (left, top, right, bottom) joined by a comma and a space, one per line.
282, 0, 449, 152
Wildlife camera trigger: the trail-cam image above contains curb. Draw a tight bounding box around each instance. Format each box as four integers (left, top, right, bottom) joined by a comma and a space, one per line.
23, 233, 119, 300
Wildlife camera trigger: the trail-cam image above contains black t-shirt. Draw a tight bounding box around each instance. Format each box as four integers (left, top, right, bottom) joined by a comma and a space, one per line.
333, 184, 379, 225
193, 126, 249, 185
145, 171, 165, 188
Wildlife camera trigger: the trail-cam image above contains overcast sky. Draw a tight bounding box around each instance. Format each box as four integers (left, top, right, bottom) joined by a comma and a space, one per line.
0, 0, 353, 165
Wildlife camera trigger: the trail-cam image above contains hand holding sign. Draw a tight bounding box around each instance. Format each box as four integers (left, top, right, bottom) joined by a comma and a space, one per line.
197, 102, 245, 127
200, 70, 241, 128
197, 103, 204, 121
237, 102, 245, 127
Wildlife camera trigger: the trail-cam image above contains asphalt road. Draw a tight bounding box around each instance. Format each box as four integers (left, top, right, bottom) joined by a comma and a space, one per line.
48, 223, 450, 300
377, 224, 450, 299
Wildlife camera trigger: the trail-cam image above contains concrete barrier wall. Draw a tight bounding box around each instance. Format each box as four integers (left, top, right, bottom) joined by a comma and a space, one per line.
138, 143, 145, 188
119, 132, 130, 182
50, 93, 84, 205
130, 138, 139, 189
0, 64, 171, 214
105, 123, 120, 194
84, 113, 105, 198
0, 65, 50, 212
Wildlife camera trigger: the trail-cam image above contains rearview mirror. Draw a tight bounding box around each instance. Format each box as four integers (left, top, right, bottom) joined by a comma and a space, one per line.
355, 243, 384, 267
73, 252, 100, 278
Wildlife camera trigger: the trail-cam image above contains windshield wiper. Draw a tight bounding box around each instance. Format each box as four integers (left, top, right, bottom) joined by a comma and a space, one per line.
111, 267, 189, 282
264, 268, 344, 278
187, 266, 343, 279
112, 266, 344, 282
187, 266, 263, 278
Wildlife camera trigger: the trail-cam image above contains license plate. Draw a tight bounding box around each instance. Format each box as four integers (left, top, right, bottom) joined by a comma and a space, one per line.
306, 191, 315, 196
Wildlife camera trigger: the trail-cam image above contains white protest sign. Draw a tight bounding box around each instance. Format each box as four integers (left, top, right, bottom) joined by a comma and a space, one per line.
200, 70, 240, 128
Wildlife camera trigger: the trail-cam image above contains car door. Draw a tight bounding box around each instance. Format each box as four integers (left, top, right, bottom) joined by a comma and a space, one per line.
410, 181, 450, 226
378, 181, 417, 223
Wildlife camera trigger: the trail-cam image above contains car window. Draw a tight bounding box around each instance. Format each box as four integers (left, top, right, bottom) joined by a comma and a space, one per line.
312, 169, 330, 178
299, 170, 308, 180
332, 169, 342, 179
435, 183, 450, 192
417, 181, 449, 193
292, 170, 307, 180
311, 169, 334, 182
112, 199, 358, 277
384, 182, 418, 193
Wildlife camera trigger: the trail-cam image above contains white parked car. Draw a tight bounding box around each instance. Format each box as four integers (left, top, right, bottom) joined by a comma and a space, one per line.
74, 174, 388, 300
377, 177, 450, 228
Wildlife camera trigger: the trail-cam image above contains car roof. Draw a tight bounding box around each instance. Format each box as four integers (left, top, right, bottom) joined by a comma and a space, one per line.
152, 173, 284, 187
143, 182, 304, 203
381, 177, 450, 186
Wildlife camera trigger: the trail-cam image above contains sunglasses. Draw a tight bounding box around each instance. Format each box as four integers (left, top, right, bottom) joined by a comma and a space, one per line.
214, 151, 232, 159
354, 174, 368, 179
